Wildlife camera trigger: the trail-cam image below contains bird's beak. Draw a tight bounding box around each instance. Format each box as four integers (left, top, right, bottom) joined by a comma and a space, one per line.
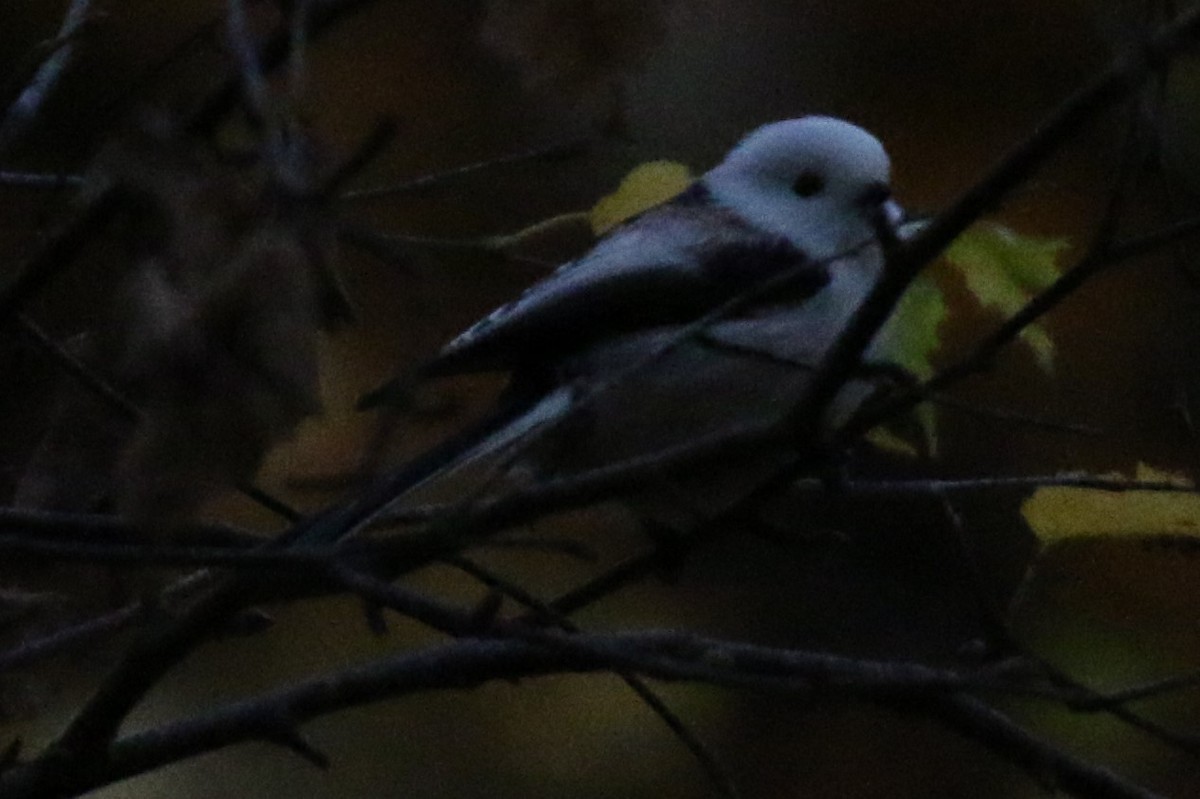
881, 199, 905, 232
870, 197, 908, 250
891, 209, 934, 243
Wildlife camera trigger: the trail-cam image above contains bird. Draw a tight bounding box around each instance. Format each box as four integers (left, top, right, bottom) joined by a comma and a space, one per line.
355, 115, 907, 533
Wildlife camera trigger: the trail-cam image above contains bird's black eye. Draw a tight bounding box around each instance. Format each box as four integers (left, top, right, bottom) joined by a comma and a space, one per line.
792, 170, 825, 197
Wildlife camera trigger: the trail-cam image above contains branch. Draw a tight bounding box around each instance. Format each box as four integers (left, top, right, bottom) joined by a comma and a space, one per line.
0, 171, 83, 189
908, 693, 1165, 799
0, 188, 123, 325
838, 473, 1200, 496
13, 314, 303, 523
0, 605, 144, 673
187, 0, 386, 136
379, 470, 1200, 529
0, 0, 97, 158
447, 555, 740, 799
339, 138, 590, 201
0, 629, 1160, 799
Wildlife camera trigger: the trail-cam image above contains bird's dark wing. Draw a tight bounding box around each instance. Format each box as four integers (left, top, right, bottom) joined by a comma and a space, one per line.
423, 189, 827, 377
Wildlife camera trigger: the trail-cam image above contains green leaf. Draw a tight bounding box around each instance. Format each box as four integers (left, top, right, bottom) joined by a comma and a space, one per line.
877, 272, 946, 381
870, 273, 947, 456
945, 223, 1067, 372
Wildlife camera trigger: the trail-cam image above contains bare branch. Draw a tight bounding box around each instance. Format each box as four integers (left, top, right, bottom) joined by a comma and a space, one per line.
908, 693, 1166, 799
839, 473, 1200, 496
187, 0, 386, 136
0, 0, 97, 157
1076, 668, 1200, 708
0, 188, 123, 325
339, 138, 591, 202
224, 0, 274, 129
0, 171, 83, 189
448, 555, 741, 799
0, 605, 144, 673
13, 315, 303, 523
0, 629, 1163, 799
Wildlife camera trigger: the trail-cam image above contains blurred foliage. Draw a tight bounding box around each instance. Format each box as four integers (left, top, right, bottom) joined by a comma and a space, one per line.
52, 114, 343, 526
945, 222, 1066, 373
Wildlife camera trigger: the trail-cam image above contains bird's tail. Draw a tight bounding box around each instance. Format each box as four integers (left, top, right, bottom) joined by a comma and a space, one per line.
282, 385, 553, 548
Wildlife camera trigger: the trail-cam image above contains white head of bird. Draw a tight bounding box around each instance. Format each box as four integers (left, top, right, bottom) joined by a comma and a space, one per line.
704, 116, 903, 261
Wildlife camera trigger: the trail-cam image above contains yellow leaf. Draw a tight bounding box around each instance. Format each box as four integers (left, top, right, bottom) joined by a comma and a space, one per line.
589, 160, 693, 234
945, 223, 1066, 372
1021, 463, 1200, 544
1133, 462, 1193, 486
865, 427, 921, 458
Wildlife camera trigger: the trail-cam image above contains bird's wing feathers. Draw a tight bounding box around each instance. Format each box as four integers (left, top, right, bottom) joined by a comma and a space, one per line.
423, 193, 827, 376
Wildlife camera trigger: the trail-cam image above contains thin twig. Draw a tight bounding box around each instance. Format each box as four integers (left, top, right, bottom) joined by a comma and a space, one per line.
934, 491, 1015, 649
188, 0, 385, 136
0, 605, 144, 673
0, 567, 218, 675
224, 0, 274, 129
448, 555, 741, 799
0, 505, 255, 547
0, 0, 96, 157
330, 563, 477, 633
335, 220, 415, 267
340, 138, 591, 202
0, 188, 122, 325
1106, 212, 1200, 261
1034, 660, 1200, 756
96, 15, 224, 128
838, 473, 1198, 496
316, 119, 398, 200
14, 314, 138, 417
0, 533, 334, 570
0, 171, 83, 189
1083, 93, 1148, 255
931, 394, 1104, 437
379, 469, 1199, 528
13, 314, 303, 523
1074, 668, 1200, 708
906, 693, 1166, 799
543, 548, 678, 617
